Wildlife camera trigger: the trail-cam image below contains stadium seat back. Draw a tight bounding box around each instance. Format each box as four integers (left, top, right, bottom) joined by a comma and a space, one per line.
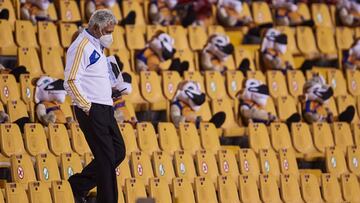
17, 47, 43, 77
5, 183, 29, 203
276, 26, 299, 54
267, 70, 288, 98
212, 98, 242, 135
125, 25, 145, 50
167, 25, 189, 50
0, 20, 17, 55
19, 74, 34, 104
0, 123, 25, 157
140, 71, 166, 110
291, 122, 320, 158
269, 122, 292, 152
316, 26, 337, 55
337, 95, 359, 123
24, 123, 49, 156
0, 0, 15, 24
259, 174, 282, 203
287, 70, 305, 97
157, 122, 180, 155
69, 122, 91, 156
28, 181, 52, 203
188, 26, 208, 51
251, 1, 273, 24
174, 150, 196, 183
179, 122, 201, 155
122, 1, 145, 26
276, 96, 298, 122
259, 149, 280, 180
217, 175, 240, 203
60, 152, 83, 180
341, 173, 360, 202
311, 3, 333, 27
237, 148, 260, 178
130, 151, 154, 184
172, 178, 196, 203
41, 47, 64, 79
346, 70, 360, 96
234, 47, 256, 71
336, 27, 354, 50
136, 122, 160, 156
205, 71, 227, 99
124, 178, 147, 203
174, 49, 197, 71
51, 180, 75, 203
38, 21, 60, 48
217, 149, 239, 184
225, 70, 244, 99
195, 150, 219, 185
162, 71, 182, 100
184, 71, 205, 91
248, 123, 271, 153
118, 123, 139, 156
332, 122, 353, 154
238, 175, 261, 203
10, 154, 36, 186
59, 23, 78, 48
279, 148, 299, 177
15, 20, 38, 48
59, 0, 81, 22
0, 74, 20, 103
152, 151, 175, 185
116, 157, 131, 187
346, 146, 360, 175
7, 99, 29, 123
327, 69, 347, 97
194, 176, 218, 203
110, 25, 127, 50
325, 147, 348, 178
149, 178, 172, 203
312, 122, 334, 153
48, 124, 72, 156
35, 153, 60, 185
321, 173, 343, 202
296, 26, 318, 56
246, 70, 266, 84
300, 173, 323, 203
199, 122, 220, 154
280, 174, 303, 203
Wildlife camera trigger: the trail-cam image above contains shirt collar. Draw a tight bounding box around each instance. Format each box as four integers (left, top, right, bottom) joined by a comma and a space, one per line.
84, 29, 104, 51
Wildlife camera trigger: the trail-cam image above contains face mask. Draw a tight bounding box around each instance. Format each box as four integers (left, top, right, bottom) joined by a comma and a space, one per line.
99, 30, 113, 48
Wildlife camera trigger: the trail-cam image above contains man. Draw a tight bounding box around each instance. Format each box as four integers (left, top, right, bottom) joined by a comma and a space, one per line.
64, 9, 126, 203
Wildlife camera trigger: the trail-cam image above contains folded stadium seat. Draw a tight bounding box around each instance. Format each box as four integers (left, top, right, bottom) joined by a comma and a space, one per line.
130, 151, 154, 185
237, 148, 260, 179
246, 70, 266, 84
136, 122, 160, 156
15, 20, 38, 48
68, 122, 91, 156
346, 146, 360, 176
0, 123, 26, 157
108, 25, 128, 53
315, 27, 337, 59
325, 147, 348, 178
59, 22, 78, 48
275, 95, 300, 122
325, 97, 339, 118
0, 0, 15, 25
0, 20, 17, 56
327, 69, 347, 97
5, 182, 29, 203
19, 74, 34, 104
195, 150, 219, 185
60, 96, 74, 120
123, 71, 148, 111
337, 94, 359, 123
264, 97, 278, 118
116, 156, 131, 187
51, 180, 75, 203
207, 25, 225, 36
17, 47, 43, 78
335, 27, 354, 51
38, 21, 61, 50
148, 178, 172, 202
28, 181, 52, 203
0, 73, 20, 104
151, 151, 175, 185
311, 3, 333, 27
205, 71, 228, 100
178, 122, 202, 155
188, 26, 208, 51
269, 122, 293, 152
276, 26, 299, 55
217, 149, 239, 186
173, 150, 197, 183
321, 173, 344, 203
118, 123, 139, 156
194, 176, 218, 203
300, 173, 323, 203
259, 149, 281, 181
266, 70, 289, 98
58, 0, 81, 22
217, 175, 240, 203
183, 71, 205, 91
332, 122, 354, 154
233, 47, 257, 71
279, 149, 299, 178
296, 26, 320, 59
146, 25, 167, 41
238, 175, 261, 203
341, 173, 360, 202
279, 174, 303, 203
346, 69, 360, 96
139, 71, 167, 111
227, 30, 244, 48
40, 47, 64, 79
172, 178, 196, 203
10, 154, 36, 187
23, 123, 49, 156
259, 174, 282, 203
162, 71, 182, 100
122, 1, 145, 27
248, 123, 271, 154
199, 122, 221, 154
287, 70, 305, 98
212, 98, 244, 136
167, 25, 190, 50
125, 25, 145, 51
174, 49, 197, 71
124, 178, 147, 203
291, 122, 322, 160
157, 122, 180, 155
35, 153, 60, 186
225, 71, 244, 99
251, 1, 273, 25
48, 124, 72, 157
6, 99, 29, 123
312, 122, 335, 154
59, 152, 82, 180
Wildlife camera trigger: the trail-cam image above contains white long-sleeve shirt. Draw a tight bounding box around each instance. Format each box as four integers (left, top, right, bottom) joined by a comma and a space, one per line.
64, 30, 113, 112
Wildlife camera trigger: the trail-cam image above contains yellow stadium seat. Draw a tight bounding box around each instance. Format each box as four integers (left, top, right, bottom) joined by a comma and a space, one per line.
246, 70, 266, 84
225, 70, 244, 99
116, 157, 131, 187
0, 0, 15, 26
346, 146, 360, 175
28, 181, 52, 203
136, 122, 160, 156
346, 69, 360, 96
7, 99, 29, 123
276, 96, 299, 122
58, 0, 81, 22
195, 150, 219, 185
51, 180, 75, 203
266, 70, 288, 98
296, 26, 319, 58
60, 97, 73, 120
316, 26, 337, 57
23, 123, 49, 156
162, 71, 182, 100
146, 25, 167, 40
174, 150, 196, 183
199, 122, 221, 154
251, 1, 273, 25
152, 151, 175, 185
188, 26, 208, 51
353, 122, 360, 146
332, 122, 353, 154
17, 47, 43, 77
69, 122, 91, 156
19, 74, 34, 104
269, 122, 293, 152
248, 123, 271, 153
118, 123, 138, 155
306, 68, 327, 81
300, 173, 323, 203
321, 173, 344, 202
279, 148, 299, 177
130, 151, 154, 185
311, 3, 333, 27
291, 122, 322, 160
167, 25, 189, 50
15, 20, 38, 48
122, 1, 145, 26
148, 178, 172, 202
184, 71, 205, 91
172, 178, 196, 203
197, 101, 213, 122
179, 122, 201, 155
5, 183, 29, 203
59, 152, 82, 180
336, 27, 354, 50
125, 25, 145, 50
207, 25, 225, 35
239, 175, 261, 203
279, 174, 303, 203
157, 122, 180, 155
217, 149, 239, 185
124, 178, 147, 203
0, 123, 26, 157
10, 154, 36, 186
35, 153, 60, 185
325, 147, 348, 178
174, 49, 197, 71
287, 70, 305, 97
237, 148, 260, 178
276, 26, 299, 54
0, 73, 20, 104
217, 175, 240, 203
259, 149, 281, 180
109, 25, 127, 50
337, 94, 359, 123
234, 47, 256, 71
123, 72, 148, 111
0, 20, 16, 56
140, 71, 167, 111
38, 21, 61, 49
205, 71, 228, 100
41, 47, 64, 79
59, 22, 78, 48
259, 174, 282, 203
212, 98, 243, 136
312, 122, 334, 153
341, 173, 360, 203
194, 176, 218, 203
327, 69, 347, 97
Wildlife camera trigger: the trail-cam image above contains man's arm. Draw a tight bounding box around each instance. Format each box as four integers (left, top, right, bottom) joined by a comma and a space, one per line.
64, 38, 92, 113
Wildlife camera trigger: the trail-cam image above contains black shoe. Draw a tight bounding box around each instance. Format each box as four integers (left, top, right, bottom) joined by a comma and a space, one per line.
338, 106, 355, 123
209, 112, 226, 128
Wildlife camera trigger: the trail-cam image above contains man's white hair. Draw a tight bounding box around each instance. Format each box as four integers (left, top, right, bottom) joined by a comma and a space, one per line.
88, 9, 117, 30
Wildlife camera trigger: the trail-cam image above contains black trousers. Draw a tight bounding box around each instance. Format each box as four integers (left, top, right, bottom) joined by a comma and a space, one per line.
69, 103, 126, 203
